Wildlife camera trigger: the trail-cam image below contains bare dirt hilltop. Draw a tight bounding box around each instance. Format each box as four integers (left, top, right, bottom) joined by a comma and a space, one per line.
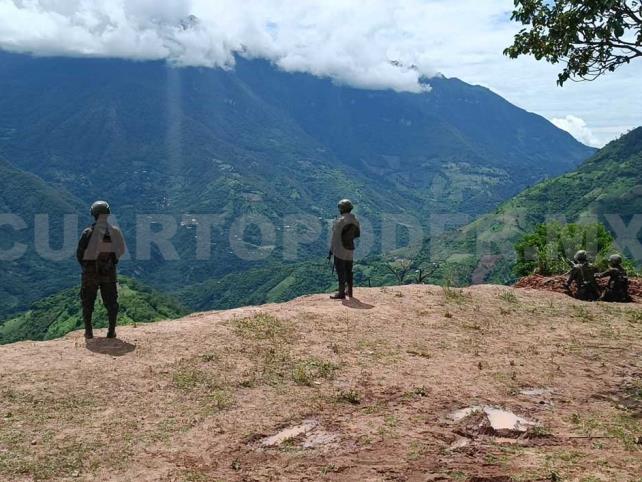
1, 285, 641, 482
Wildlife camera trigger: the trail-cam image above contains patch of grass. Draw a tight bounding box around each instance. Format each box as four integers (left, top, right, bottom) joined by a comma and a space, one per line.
407, 440, 427, 460
405, 386, 428, 398
447, 471, 467, 481
172, 364, 221, 392
499, 290, 519, 303
291, 358, 338, 386
356, 339, 399, 362
200, 352, 218, 362
232, 313, 296, 386
170, 360, 234, 414
442, 285, 468, 304
572, 305, 594, 322
232, 313, 291, 341
181, 469, 213, 482
363, 401, 386, 414
336, 389, 361, 405
625, 309, 642, 324
605, 413, 642, 451
320, 464, 338, 475
0, 439, 99, 481
529, 424, 552, 438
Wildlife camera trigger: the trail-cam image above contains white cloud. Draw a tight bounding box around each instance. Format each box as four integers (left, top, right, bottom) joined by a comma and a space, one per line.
0, 0, 639, 144
0, 0, 452, 92
551, 115, 601, 147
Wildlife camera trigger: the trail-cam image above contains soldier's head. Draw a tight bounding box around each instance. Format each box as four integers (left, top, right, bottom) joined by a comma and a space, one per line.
338, 199, 353, 214
608, 254, 623, 267
574, 250, 588, 263
90, 200, 111, 221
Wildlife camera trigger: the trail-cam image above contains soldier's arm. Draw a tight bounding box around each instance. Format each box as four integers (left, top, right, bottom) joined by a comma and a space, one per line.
76, 229, 90, 265
112, 227, 127, 261
566, 268, 576, 287
329, 218, 344, 255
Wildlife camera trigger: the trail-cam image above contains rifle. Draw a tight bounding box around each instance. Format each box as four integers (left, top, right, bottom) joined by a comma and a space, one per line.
328, 253, 334, 275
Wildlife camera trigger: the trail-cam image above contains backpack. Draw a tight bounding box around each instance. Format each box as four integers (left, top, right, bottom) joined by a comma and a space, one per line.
89, 226, 117, 276
611, 269, 629, 292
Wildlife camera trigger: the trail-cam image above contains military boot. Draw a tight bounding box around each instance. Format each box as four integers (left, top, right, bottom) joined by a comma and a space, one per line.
106, 317, 117, 339
83, 318, 94, 339
330, 283, 346, 299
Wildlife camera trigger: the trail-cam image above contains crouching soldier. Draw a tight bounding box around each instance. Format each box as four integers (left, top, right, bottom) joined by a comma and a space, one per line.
328, 199, 360, 299
597, 254, 631, 302
566, 250, 600, 301
76, 201, 126, 339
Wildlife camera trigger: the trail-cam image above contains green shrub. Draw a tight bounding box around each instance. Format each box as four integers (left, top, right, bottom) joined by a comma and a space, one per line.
513, 222, 635, 277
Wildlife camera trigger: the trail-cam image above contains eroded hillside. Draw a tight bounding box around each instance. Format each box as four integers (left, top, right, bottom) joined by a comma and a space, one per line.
0, 285, 641, 481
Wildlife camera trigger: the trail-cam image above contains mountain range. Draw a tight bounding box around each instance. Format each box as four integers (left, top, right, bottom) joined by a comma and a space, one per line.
0, 50, 595, 325
178, 127, 642, 311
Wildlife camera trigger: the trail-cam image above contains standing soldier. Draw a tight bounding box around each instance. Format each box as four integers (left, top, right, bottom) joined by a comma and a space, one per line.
597, 254, 631, 302
328, 199, 360, 299
565, 250, 600, 301
76, 201, 126, 339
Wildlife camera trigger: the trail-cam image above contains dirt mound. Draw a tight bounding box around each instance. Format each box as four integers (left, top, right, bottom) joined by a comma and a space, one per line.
1, 284, 641, 481
515, 274, 642, 300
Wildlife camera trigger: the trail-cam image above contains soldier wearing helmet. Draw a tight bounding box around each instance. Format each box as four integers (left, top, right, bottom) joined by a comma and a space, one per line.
328, 199, 360, 299
565, 250, 600, 301
76, 201, 127, 339
596, 254, 631, 302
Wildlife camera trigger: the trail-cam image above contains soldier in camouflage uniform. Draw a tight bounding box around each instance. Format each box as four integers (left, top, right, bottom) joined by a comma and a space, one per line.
328, 199, 361, 299
76, 201, 126, 339
565, 250, 600, 301
597, 254, 631, 302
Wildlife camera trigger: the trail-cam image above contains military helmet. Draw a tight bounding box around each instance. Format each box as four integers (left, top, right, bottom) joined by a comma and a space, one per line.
338, 199, 353, 213
608, 254, 623, 266
90, 200, 111, 218
573, 250, 588, 263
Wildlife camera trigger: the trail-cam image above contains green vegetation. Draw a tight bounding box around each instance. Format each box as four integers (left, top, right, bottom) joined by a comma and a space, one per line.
514, 221, 624, 276
426, 126, 642, 284
0, 277, 188, 345
336, 389, 361, 405
506, 0, 642, 85
291, 358, 338, 386
0, 158, 83, 317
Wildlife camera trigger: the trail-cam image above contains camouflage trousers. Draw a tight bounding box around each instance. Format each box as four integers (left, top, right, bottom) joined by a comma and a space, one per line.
576, 283, 600, 302
334, 258, 354, 295
600, 286, 630, 303
80, 273, 119, 329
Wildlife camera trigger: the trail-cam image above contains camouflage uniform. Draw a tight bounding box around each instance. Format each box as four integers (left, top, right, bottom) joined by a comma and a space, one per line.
566, 262, 600, 301
329, 203, 360, 299
597, 256, 630, 302
76, 220, 126, 338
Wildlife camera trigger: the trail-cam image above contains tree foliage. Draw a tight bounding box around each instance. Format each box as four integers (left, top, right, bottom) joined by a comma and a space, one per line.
505, 0, 642, 85
513, 221, 626, 276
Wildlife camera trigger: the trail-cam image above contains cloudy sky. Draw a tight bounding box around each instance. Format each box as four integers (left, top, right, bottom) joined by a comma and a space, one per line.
0, 0, 640, 147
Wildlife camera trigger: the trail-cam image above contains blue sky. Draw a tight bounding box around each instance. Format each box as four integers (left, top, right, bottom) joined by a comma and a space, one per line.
0, 0, 639, 146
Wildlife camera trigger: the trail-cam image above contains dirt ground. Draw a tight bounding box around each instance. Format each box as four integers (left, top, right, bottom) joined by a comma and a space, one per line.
0, 284, 641, 482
